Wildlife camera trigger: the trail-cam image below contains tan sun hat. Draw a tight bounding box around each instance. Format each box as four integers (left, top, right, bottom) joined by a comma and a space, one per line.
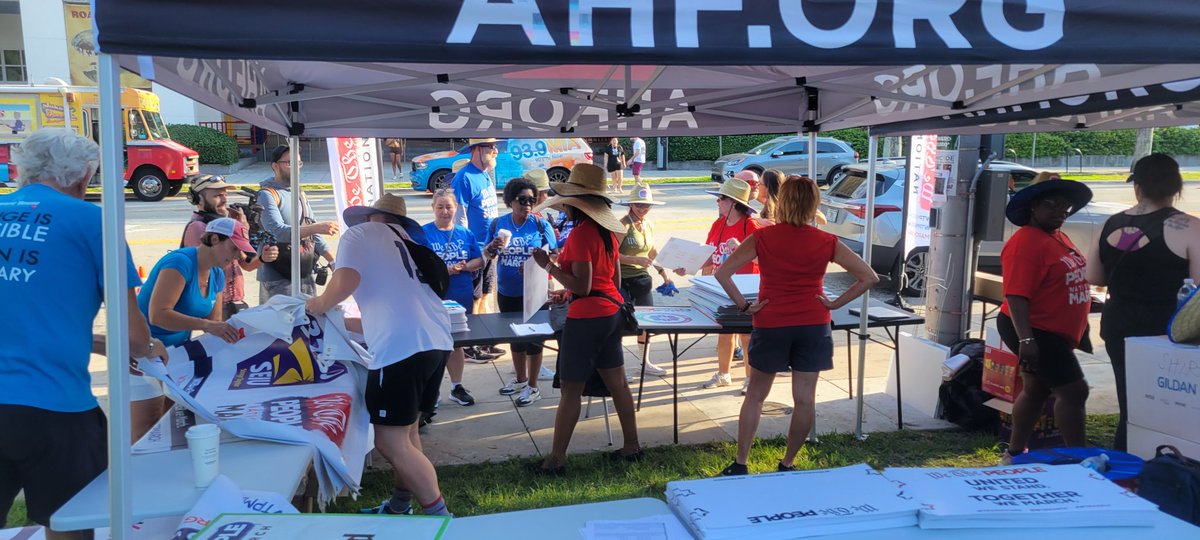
549, 163, 614, 203
1169, 289, 1200, 344
523, 168, 550, 191
451, 158, 470, 173
618, 185, 665, 206
536, 194, 625, 234
457, 138, 499, 154
343, 193, 420, 231
705, 177, 756, 213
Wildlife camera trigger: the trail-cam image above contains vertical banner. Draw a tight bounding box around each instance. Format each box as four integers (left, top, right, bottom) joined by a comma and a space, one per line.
902, 134, 938, 261
62, 1, 152, 89
328, 138, 382, 231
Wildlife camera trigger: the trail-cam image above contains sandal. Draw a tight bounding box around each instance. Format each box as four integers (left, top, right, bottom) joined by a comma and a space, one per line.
609, 448, 644, 462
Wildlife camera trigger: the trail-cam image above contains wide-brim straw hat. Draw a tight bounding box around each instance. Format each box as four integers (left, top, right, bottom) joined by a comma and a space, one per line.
705, 177, 756, 213
523, 168, 551, 191
1169, 288, 1200, 344
343, 193, 421, 232
1005, 175, 1092, 226
617, 185, 665, 206
457, 138, 499, 154
549, 163, 614, 203
535, 194, 625, 234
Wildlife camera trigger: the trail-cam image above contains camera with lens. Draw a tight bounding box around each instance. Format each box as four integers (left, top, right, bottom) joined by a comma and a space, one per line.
314, 262, 331, 286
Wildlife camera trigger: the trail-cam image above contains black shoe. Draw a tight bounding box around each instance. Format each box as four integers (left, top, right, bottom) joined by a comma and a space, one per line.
418, 411, 436, 428
720, 462, 748, 476
608, 448, 645, 462
483, 345, 507, 357
777, 462, 796, 472
464, 346, 499, 364
525, 460, 566, 476
449, 385, 476, 406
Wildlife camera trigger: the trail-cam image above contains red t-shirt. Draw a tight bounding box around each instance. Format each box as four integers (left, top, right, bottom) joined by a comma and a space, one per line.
705, 214, 761, 275
752, 224, 837, 328
558, 219, 621, 319
999, 226, 1091, 346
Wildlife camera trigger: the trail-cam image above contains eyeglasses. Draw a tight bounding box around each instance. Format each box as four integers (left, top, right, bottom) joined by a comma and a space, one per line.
1039, 199, 1073, 211
515, 196, 537, 206
475, 144, 497, 151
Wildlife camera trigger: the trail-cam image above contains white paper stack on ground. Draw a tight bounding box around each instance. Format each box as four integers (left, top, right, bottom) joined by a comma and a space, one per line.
444, 300, 469, 333
665, 464, 919, 539
580, 515, 694, 540
884, 464, 1160, 529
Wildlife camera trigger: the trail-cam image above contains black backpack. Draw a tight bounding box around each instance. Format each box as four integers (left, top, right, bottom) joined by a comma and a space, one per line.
937, 339, 999, 432
1139, 445, 1200, 524
383, 224, 450, 299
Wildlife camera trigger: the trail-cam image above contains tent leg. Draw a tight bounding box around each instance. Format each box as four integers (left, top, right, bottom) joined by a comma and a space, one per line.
807, 132, 817, 179
99, 53, 133, 540
854, 134, 879, 441
288, 136, 302, 296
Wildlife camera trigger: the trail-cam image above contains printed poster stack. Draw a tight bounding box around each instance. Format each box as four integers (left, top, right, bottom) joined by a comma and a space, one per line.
665, 464, 919, 539
686, 275, 757, 325
444, 300, 469, 333
884, 464, 1159, 529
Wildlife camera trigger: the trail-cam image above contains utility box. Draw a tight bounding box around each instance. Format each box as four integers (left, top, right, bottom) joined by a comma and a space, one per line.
974, 170, 1009, 241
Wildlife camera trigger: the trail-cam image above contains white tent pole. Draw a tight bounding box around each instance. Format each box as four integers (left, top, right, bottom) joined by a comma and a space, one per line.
98, 53, 133, 540
289, 135, 301, 296
854, 134, 879, 441
807, 131, 817, 178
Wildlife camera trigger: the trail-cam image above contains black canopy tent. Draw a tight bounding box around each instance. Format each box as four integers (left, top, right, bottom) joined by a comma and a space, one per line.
85, 2, 1200, 536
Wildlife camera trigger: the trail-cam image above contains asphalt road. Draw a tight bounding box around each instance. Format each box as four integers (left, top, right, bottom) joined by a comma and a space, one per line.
117, 181, 1200, 299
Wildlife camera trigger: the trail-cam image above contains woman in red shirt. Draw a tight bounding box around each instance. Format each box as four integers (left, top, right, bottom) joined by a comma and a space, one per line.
529, 164, 642, 473
696, 177, 761, 393
999, 175, 1094, 463
715, 177, 878, 475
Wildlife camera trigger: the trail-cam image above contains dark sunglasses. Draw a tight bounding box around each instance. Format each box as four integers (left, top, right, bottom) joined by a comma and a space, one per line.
1039, 198, 1073, 211
515, 196, 537, 206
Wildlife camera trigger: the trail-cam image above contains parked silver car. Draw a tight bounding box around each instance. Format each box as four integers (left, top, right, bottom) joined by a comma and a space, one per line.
711, 136, 858, 185
818, 162, 1119, 295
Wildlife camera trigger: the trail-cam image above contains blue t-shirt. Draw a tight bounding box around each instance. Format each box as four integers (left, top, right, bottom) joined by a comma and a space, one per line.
449, 163, 498, 248
421, 222, 481, 307
486, 213, 558, 298
136, 247, 225, 347
0, 183, 141, 412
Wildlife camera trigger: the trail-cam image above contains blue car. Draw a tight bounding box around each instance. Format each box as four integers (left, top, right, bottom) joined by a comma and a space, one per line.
409, 138, 593, 192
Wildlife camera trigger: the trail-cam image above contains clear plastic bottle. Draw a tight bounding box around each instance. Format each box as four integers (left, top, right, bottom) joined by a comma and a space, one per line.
1080, 453, 1110, 473
1179, 278, 1197, 310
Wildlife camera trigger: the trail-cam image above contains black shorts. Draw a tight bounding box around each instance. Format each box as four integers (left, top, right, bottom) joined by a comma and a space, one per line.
0, 405, 108, 527
620, 273, 654, 307
748, 324, 834, 373
472, 258, 497, 298
559, 313, 623, 382
997, 313, 1084, 388
366, 350, 450, 427
498, 293, 545, 354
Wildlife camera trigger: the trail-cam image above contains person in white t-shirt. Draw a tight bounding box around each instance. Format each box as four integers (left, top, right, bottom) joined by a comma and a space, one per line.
305, 193, 453, 517
630, 136, 647, 184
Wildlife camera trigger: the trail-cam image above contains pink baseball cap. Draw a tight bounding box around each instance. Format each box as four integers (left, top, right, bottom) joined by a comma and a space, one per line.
205, 217, 256, 254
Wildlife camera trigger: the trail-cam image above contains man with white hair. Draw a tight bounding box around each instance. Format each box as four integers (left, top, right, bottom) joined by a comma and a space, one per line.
0, 128, 168, 539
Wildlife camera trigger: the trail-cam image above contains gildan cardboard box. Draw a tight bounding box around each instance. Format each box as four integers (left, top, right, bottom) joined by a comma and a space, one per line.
1127, 423, 1200, 462
1125, 336, 1200, 442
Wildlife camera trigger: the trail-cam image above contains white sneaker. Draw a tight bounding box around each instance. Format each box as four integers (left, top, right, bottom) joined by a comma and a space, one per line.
499, 378, 527, 396
702, 372, 733, 389
740, 380, 749, 395
515, 386, 542, 407
643, 361, 667, 377
538, 365, 556, 381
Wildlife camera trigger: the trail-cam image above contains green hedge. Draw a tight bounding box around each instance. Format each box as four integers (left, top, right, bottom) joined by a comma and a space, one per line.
167, 124, 239, 165
1005, 128, 1200, 159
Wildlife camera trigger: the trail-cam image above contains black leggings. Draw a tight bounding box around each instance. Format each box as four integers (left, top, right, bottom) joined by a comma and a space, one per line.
498, 293, 545, 354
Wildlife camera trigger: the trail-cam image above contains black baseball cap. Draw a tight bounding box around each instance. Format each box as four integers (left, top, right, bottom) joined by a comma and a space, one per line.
270, 145, 291, 163
1127, 153, 1181, 185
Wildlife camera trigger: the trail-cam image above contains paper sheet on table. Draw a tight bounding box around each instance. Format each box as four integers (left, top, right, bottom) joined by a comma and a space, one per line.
655, 237, 715, 274
194, 513, 450, 539
522, 259, 549, 322
511, 323, 554, 336
580, 514, 693, 539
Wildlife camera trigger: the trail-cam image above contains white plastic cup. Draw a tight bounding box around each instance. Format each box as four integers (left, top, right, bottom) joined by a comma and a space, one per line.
496, 229, 512, 248
185, 424, 221, 487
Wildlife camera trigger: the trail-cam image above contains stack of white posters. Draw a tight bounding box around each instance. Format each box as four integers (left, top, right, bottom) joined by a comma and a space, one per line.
690, 275, 759, 302
443, 300, 469, 333
665, 464, 919, 539
884, 464, 1160, 529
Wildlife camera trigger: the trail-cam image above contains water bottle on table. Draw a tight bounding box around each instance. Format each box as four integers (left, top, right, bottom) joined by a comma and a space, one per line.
1179, 278, 1197, 310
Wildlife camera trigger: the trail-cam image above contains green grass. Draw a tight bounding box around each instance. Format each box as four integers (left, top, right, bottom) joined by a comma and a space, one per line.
1, 415, 1119, 527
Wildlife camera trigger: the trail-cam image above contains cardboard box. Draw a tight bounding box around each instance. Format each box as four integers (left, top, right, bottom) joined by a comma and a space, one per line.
982, 326, 1021, 402
1127, 423, 1200, 462
994, 397, 1063, 450
1125, 336, 1200, 442
885, 332, 949, 419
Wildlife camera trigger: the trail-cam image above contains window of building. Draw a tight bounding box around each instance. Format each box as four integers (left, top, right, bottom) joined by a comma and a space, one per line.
0, 50, 26, 82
